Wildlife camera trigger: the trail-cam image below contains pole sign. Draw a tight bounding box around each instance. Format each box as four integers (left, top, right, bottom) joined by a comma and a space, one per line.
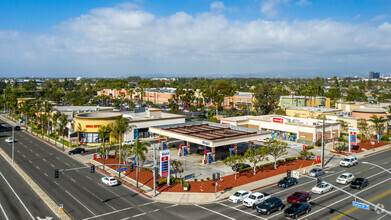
352, 201, 370, 210
349, 128, 357, 145
160, 150, 170, 177
377, 133, 380, 143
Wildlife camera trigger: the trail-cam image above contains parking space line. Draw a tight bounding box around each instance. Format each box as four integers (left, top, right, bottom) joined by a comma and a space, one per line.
300, 178, 391, 219
195, 204, 235, 220
81, 207, 134, 220
138, 201, 157, 207
65, 190, 95, 216
217, 202, 266, 219
0, 202, 9, 220
0, 172, 34, 220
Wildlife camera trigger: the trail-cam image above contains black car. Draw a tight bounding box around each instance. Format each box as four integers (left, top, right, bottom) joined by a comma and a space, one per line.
68, 148, 86, 155
14, 126, 21, 131
232, 163, 251, 172
284, 203, 311, 219
278, 177, 298, 188
350, 178, 369, 189
256, 197, 285, 215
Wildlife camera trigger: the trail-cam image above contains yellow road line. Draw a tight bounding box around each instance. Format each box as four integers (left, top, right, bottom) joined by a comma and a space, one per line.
330, 189, 391, 220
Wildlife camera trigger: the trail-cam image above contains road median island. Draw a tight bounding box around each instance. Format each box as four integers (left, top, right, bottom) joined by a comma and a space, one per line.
0, 148, 71, 220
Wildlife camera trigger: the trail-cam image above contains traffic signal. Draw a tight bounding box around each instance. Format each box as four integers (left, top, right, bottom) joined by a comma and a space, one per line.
54, 169, 59, 179
154, 167, 159, 179
91, 165, 95, 173
212, 173, 216, 181
317, 177, 322, 187
130, 164, 134, 172
216, 172, 220, 180
287, 170, 291, 178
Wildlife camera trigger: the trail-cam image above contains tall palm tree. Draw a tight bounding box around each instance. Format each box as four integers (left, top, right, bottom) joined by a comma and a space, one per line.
111, 117, 133, 166
39, 113, 48, 139
33, 100, 40, 136
369, 115, 388, 137
51, 111, 61, 146
132, 137, 150, 188
98, 124, 112, 170
58, 114, 69, 151
44, 101, 52, 140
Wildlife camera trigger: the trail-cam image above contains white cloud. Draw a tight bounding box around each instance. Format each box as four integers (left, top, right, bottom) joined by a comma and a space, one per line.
260, 0, 290, 19
210, 1, 225, 11
372, 14, 387, 21
296, 0, 312, 6
0, 6, 390, 77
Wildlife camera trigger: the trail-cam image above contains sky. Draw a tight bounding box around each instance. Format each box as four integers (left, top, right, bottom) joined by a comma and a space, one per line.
0, 0, 390, 78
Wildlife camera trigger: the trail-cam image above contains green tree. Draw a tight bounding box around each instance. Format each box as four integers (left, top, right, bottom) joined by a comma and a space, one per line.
131, 137, 150, 188
265, 140, 288, 169
298, 150, 314, 160
111, 117, 133, 165
253, 83, 280, 115
97, 124, 112, 170
369, 115, 387, 137
58, 114, 69, 151
244, 147, 268, 175
223, 154, 243, 180
357, 119, 369, 141
202, 80, 235, 115
170, 159, 184, 183
51, 111, 61, 147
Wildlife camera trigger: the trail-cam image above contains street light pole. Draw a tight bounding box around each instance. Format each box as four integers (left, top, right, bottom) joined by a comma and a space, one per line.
321, 117, 325, 168
12, 126, 14, 164
362, 161, 391, 175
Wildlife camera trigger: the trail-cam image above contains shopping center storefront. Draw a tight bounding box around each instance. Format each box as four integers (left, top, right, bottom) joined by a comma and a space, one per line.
74, 112, 123, 145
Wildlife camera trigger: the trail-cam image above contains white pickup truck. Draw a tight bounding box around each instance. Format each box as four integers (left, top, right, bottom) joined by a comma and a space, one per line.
243, 192, 271, 208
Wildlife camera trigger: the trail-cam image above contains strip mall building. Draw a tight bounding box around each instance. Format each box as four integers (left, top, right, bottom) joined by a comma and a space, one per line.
220, 115, 341, 145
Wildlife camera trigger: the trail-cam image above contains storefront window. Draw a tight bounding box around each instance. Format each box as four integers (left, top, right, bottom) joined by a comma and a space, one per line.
80, 132, 102, 143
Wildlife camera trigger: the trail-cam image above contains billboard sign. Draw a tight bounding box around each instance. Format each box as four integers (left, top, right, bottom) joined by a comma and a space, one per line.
160, 150, 170, 177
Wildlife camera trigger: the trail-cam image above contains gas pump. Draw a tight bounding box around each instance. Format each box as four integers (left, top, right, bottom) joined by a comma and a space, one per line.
158, 138, 165, 151
202, 150, 210, 164
229, 147, 235, 156
207, 152, 213, 164
178, 143, 185, 157
183, 146, 188, 156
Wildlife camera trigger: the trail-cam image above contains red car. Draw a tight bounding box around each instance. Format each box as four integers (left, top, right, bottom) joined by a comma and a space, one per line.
287, 192, 311, 204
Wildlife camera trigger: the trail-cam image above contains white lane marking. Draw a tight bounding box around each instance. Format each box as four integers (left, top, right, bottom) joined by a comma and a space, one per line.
50, 164, 55, 168
149, 209, 159, 213
35, 153, 39, 157
29, 160, 32, 164
356, 171, 362, 174
138, 201, 157, 207
370, 167, 375, 169
22, 155, 26, 158
43, 173, 48, 177
300, 178, 391, 219
131, 213, 147, 218
29, 149, 32, 152
54, 182, 59, 186
55, 157, 59, 160
217, 202, 266, 219
17, 150, 20, 153
0, 172, 35, 220
75, 170, 79, 172
377, 214, 390, 220
86, 176, 92, 180
70, 178, 76, 183
271, 169, 346, 196
195, 204, 236, 220
64, 190, 95, 216
382, 162, 388, 165
35, 166, 40, 170
0, 202, 9, 220
81, 187, 116, 211
81, 207, 134, 220
64, 162, 70, 166
166, 204, 178, 209
42, 158, 47, 162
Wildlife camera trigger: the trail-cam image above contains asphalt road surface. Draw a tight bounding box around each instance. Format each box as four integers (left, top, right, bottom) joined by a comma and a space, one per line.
0, 117, 390, 220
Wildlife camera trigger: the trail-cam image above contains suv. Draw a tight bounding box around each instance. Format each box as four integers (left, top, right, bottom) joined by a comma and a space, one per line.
256, 197, 285, 216
278, 177, 298, 188
243, 192, 271, 208
68, 148, 86, 155
340, 156, 358, 167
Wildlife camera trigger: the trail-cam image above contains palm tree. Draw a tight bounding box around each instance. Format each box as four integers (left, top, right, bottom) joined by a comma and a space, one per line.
20, 101, 31, 128
33, 100, 40, 136
132, 137, 150, 188
51, 111, 61, 146
98, 124, 112, 170
369, 115, 388, 137
39, 113, 47, 139
44, 101, 53, 140
58, 114, 69, 151
111, 117, 133, 166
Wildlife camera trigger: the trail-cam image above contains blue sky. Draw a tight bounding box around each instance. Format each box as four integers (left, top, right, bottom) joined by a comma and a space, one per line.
0, 0, 390, 78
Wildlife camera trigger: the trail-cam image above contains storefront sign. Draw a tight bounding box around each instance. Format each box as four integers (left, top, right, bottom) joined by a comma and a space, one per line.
221, 122, 230, 125
86, 125, 99, 128
272, 118, 284, 123
349, 128, 357, 145
202, 141, 211, 146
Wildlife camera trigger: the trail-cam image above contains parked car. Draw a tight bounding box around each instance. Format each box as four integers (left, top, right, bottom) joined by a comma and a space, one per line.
101, 177, 118, 186
336, 173, 355, 185
14, 126, 21, 130
278, 177, 298, 188
350, 178, 369, 189
340, 156, 358, 167
243, 192, 271, 208
308, 168, 325, 177
232, 163, 251, 172
123, 140, 135, 145
5, 137, 15, 143
284, 203, 311, 219
287, 192, 311, 204
311, 182, 333, 194
68, 148, 86, 155
257, 138, 270, 143
256, 197, 285, 215
228, 190, 252, 203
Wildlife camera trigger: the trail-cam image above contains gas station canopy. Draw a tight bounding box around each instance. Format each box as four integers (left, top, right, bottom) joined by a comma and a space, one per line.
149, 122, 270, 147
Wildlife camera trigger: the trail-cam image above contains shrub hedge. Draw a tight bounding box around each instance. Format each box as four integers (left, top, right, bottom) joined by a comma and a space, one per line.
285, 157, 296, 161
238, 167, 252, 173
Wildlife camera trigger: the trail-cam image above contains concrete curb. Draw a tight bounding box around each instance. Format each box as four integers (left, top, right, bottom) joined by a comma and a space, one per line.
0, 148, 70, 220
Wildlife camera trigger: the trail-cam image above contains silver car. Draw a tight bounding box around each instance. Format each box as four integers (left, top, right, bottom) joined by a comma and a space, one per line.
308, 168, 325, 177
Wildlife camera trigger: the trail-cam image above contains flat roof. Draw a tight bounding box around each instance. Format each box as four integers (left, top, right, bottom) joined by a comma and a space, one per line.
286, 107, 341, 112
75, 112, 122, 119
149, 121, 269, 147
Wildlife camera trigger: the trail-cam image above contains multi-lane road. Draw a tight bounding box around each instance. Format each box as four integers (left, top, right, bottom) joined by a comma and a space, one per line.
0, 116, 390, 220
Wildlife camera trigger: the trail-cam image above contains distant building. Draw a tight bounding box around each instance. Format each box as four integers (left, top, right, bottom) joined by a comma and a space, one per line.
369, 72, 380, 79
279, 96, 331, 108
285, 107, 341, 118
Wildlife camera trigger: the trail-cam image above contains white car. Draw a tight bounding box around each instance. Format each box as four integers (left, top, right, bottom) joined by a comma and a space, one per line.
5, 137, 15, 143
243, 192, 271, 208
101, 177, 118, 186
228, 190, 252, 203
257, 138, 270, 143
336, 173, 355, 185
340, 156, 358, 167
123, 140, 135, 145
311, 182, 333, 194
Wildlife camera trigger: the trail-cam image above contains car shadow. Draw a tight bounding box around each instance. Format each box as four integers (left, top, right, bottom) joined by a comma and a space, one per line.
308, 201, 359, 220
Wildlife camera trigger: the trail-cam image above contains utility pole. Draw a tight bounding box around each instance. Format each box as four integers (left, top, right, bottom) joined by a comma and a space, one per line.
321, 117, 325, 168
153, 144, 157, 197
12, 126, 15, 164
